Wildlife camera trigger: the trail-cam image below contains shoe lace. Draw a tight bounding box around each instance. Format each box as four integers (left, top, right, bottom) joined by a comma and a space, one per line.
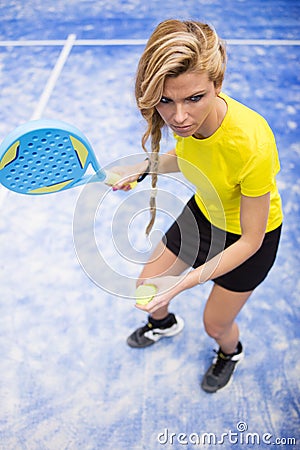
141, 321, 153, 333
212, 350, 230, 376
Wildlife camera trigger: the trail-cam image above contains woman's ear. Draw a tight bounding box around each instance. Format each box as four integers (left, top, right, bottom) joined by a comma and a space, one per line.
214, 82, 222, 95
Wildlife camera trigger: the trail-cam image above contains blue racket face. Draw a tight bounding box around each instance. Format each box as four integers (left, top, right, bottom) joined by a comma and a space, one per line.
0, 119, 104, 194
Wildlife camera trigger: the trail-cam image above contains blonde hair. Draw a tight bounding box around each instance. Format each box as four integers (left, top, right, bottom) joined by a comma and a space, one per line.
135, 19, 227, 235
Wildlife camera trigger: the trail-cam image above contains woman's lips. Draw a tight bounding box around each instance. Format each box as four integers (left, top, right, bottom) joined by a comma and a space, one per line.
171, 124, 193, 134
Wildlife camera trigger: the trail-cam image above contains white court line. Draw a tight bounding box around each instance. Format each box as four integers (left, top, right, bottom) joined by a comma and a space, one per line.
31, 33, 76, 120
227, 39, 300, 46
0, 38, 299, 46
0, 34, 76, 205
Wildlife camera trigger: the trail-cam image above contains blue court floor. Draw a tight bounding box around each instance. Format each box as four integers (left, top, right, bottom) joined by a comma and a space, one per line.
0, 1, 299, 449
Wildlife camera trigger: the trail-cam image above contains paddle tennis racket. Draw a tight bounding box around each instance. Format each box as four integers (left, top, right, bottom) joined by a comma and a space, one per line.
0, 119, 135, 195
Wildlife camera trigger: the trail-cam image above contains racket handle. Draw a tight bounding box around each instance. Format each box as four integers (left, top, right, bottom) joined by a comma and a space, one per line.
104, 170, 137, 189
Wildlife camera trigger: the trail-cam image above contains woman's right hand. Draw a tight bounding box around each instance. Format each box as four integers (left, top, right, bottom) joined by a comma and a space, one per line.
108, 160, 149, 191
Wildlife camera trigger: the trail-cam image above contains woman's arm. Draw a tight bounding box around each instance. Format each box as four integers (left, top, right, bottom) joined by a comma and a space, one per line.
111, 148, 179, 190
136, 192, 270, 312
157, 149, 179, 173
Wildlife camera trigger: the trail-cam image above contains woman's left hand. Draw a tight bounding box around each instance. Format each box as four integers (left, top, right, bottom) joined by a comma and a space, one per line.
135, 274, 187, 314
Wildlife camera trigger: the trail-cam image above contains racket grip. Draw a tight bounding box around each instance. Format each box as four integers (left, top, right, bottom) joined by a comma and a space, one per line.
104, 170, 137, 189
104, 170, 122, 185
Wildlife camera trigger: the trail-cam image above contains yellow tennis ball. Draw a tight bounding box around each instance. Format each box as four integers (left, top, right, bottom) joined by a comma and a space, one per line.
135, 284, 157, 305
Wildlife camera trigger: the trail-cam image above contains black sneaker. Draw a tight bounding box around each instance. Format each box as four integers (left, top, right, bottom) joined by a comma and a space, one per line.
201, 341, 243, 393
127, 313, 184, 348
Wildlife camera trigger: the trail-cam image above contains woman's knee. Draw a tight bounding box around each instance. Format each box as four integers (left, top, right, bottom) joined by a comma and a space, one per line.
203, 284, 251, 340
203, 318, 227, 340
203, 309, 231, 340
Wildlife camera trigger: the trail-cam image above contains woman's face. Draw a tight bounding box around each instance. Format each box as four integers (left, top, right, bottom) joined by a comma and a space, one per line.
155, 71, 222, 139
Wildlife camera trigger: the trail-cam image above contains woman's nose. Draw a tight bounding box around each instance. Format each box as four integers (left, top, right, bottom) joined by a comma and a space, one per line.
173, 103, 188, 124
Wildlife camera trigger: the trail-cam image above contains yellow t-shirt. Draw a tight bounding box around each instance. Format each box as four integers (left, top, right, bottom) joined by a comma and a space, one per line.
175, 93, 283, 234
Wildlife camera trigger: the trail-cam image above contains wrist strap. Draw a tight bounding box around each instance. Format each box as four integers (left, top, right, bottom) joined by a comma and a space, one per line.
137, 157, 151, 183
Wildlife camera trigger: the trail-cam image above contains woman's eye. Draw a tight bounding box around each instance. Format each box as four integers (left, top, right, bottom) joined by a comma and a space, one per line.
189, 95, 204, 102
160, 97, 171, 104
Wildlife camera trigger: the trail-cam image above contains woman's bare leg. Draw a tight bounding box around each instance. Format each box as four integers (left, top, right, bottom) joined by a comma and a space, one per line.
138, 241, 189, 320
203, 283, 252, 354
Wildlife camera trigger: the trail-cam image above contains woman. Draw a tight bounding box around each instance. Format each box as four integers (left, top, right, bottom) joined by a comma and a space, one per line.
112, 19, 283, 393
